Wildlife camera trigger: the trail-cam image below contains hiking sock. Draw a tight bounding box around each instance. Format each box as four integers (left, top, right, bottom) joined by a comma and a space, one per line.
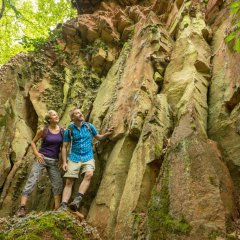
77, 193, 84, 198
74, 192, 84, 204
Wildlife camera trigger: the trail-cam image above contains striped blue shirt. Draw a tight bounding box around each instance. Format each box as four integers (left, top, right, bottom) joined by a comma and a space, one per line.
63, 122, 98, 162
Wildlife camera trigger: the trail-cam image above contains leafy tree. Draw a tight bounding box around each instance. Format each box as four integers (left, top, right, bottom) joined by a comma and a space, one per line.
0, 0, 76, 65
225, 0, 240, 52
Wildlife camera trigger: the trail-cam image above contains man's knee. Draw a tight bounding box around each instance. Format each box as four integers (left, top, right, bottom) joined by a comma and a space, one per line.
65, 178, 74, 187
84, 171, 93, 181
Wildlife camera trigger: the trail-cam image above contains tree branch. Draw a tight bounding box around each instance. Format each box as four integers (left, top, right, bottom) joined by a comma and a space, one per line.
0, 0, 5, 20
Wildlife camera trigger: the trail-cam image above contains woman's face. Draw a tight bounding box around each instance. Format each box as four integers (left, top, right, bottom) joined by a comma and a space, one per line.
49, 111, 59, 124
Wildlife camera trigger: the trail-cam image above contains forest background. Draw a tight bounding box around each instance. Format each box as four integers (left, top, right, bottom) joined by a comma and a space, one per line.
0, 0, 76, 65
0, 0, 239, 66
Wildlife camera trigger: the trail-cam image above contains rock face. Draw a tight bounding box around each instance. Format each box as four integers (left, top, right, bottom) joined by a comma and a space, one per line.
0, 0, 239, 239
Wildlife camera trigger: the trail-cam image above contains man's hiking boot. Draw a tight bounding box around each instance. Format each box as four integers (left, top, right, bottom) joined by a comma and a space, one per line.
58, 202, 68, 211
17, 206, 26, 217
69, 202, 78, 212
69, 196, 82, 212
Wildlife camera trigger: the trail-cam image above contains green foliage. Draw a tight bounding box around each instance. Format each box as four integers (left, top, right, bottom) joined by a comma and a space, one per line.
225, 0, 240, 52
140, 24, 159, 37
2, 0, 22, 18
212, 231, 238, 240
229, 1, 240, 14
80, 39, 108, 59
208, 230, 225, 240
21, 28, 61, 52
0, 0, 76, 64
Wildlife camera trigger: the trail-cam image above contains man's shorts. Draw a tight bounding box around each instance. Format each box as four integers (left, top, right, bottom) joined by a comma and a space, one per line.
64, 159, 95, 178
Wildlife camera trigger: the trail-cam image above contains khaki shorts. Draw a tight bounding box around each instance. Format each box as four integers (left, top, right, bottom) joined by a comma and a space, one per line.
64, 159, 95, 178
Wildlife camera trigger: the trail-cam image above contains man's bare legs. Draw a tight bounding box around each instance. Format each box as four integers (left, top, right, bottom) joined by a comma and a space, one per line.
78, 171, 93, 194
61, 178, 74, 203
59, 172, 93, 211
68, 171, 93, 211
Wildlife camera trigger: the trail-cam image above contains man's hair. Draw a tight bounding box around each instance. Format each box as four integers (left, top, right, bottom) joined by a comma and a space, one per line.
44, 110, 56, 124
69, 108, 81, 120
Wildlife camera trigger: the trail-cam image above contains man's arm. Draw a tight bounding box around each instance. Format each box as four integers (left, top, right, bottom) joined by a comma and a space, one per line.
94, 127, 114, 141
62, 142, 70, 171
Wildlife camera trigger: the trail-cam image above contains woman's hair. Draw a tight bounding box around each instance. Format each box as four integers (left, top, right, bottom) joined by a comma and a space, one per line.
44, 110, 56, 124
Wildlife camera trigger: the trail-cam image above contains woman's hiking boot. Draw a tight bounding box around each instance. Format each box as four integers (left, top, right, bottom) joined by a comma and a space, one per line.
17, 206, 26, 217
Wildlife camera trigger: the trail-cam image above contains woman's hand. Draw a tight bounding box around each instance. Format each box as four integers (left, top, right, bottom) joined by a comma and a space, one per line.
36, 153, 45, 164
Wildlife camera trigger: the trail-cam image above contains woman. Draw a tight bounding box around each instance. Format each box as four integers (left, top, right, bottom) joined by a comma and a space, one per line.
17, 110, 64, 217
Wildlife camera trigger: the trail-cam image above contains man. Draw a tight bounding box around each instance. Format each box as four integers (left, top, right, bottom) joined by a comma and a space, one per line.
59, 108, 113, 211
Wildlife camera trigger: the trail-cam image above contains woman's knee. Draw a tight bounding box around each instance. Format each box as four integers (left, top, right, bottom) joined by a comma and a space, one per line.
52, 179, 63, 195
22, 164, 42, 195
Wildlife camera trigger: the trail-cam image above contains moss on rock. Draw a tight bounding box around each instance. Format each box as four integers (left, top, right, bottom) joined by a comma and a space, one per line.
0, 211, 100, 240
147, 155, 192, 240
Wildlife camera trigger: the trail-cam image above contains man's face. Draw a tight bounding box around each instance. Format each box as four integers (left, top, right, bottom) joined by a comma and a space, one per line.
72, 109, 84, 122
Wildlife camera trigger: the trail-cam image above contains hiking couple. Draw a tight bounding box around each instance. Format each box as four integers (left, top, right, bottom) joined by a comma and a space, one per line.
18, 108, 113, 217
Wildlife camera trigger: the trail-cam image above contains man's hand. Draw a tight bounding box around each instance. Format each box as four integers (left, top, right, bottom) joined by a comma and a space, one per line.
61, 142, 69, 171
106, 127, 114, 136
62, 162, 68, 171
95, 127, 114, 141
102, 127, 114, 140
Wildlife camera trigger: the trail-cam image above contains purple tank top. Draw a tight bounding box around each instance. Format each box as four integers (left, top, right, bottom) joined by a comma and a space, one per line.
39, 130, 63, 159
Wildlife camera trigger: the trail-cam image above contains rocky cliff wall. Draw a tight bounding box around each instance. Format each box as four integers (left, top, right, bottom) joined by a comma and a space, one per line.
0, 0, 239, 239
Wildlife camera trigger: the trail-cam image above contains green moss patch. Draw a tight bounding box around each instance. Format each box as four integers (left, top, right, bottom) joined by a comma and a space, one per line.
147, 155, 191, 239
0, 211, 100, 240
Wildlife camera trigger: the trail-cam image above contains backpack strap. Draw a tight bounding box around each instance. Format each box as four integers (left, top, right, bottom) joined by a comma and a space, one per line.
84, 122, 98, 152
41, 125, 49, 144
60, 127, 65, 139
67, 124, 74, 154
84, 122, 93, 137
59, 127, 65, 148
